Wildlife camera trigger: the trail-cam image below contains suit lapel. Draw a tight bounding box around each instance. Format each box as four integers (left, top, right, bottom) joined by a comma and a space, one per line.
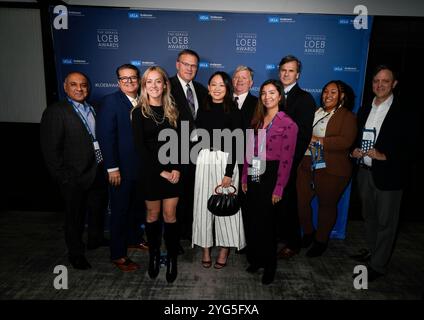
63, 100, 92, 140
118, 90, 134, 110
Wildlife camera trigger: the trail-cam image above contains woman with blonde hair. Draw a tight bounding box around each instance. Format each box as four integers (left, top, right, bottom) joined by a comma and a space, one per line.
132, 66, 181, 283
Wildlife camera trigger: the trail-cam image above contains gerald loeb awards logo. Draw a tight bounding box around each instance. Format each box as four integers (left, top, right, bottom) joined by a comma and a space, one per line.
97, 29, 119, 49
236, 33, 257, 54
168, 31, 189, 51
304, 34, 326, 55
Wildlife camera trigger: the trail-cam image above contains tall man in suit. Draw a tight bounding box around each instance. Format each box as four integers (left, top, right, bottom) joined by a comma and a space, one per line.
232, 65, 258, 254
96, 64, 146, 272
277, 55, 316, 259
40, 71, 108, 270
170, 49, 208, 246
350, 65, 412, 281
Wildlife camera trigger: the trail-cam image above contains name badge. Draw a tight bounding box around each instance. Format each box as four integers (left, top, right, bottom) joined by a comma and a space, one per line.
252, 157, 261, 171
93, 140, 100, 150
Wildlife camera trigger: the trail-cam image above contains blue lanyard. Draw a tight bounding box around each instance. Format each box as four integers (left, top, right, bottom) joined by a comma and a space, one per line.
67, 98, 96, 141
257, 114, 276, 154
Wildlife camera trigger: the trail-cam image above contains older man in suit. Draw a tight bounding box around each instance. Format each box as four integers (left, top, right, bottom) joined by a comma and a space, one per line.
96, 64, 147, 272
170, 49, 207, 247
277, 55, 316, 259
232, 65, 258, 254
40, 71, 108, 270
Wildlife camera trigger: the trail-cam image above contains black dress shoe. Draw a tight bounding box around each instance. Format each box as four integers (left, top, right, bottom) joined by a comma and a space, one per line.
349, 249, 371, 262
261, 268, 275, 285
306, 241, 327, 257
69, 255, 92, 270
87, 238, 110, 250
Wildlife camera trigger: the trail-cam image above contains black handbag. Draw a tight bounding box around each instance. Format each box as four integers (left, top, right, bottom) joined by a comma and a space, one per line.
207, 184, 240, 217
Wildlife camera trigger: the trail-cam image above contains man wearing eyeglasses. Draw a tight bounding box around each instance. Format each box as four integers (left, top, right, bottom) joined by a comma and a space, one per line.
96, 64, 147, 272
40, 72, 108, 270
170, 49, 208, 249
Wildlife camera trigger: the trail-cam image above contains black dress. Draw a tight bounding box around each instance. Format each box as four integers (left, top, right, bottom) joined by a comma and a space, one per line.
132, 106, 181, 201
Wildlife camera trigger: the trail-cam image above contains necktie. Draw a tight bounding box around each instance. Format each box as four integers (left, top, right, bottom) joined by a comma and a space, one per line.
131, 97, 138, 107
234, 96, 239, 109
186, 83, 196, 119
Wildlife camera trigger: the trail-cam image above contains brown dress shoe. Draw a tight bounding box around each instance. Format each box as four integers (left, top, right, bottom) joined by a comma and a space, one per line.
277, 247, 299, 259
112, 257, 140, 272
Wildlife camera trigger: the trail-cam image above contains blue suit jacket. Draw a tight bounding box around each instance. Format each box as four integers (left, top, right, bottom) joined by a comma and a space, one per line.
96, 90, 140, 180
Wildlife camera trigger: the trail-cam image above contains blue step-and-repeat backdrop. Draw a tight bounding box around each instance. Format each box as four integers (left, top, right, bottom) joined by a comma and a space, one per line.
50, 6, 373, 239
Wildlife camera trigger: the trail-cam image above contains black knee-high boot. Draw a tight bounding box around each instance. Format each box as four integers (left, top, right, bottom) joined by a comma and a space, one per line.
164, 222, 178, 283
145, 220, 162, 279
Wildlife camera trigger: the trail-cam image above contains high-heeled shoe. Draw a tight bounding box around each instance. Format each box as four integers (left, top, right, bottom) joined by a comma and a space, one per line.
214, 248, 229, 269
201, 247, 212, 268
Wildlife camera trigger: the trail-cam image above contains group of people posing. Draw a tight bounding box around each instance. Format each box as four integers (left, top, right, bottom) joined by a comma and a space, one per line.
41, 49, 410, 285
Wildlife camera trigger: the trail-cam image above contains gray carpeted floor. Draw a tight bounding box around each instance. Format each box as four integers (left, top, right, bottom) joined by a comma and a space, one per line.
0, 210, 423, 300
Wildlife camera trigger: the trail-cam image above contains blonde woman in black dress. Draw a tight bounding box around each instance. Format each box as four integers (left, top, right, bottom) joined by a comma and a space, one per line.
132, 66, 180, 283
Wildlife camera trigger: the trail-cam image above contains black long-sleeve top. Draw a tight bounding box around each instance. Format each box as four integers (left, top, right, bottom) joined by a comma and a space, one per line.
195, 102, 243, 177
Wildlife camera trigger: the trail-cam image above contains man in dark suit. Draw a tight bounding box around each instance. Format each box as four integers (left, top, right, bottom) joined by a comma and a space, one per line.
40, 71, 108, 270
232, 65, 258, 254
350, 65, 413, 281
96, 64, 146, 272
170, 49, 207, 245
277, 55, 316, 259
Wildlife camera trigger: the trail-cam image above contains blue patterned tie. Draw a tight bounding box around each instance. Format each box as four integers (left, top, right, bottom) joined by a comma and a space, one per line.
186, 83, 196, 119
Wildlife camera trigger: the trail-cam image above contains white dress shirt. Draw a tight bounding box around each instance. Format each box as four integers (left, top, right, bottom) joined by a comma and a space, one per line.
363, 94, 393, 166
177, 74, 199, 114
233, 91, 249, 110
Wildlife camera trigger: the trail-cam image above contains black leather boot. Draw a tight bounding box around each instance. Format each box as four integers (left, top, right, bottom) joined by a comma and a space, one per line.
145, 221, 162, 279
164, 222, 178, 283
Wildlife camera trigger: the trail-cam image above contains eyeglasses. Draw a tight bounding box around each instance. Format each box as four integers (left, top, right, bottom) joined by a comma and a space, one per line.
119, 76, 139, 83
179, 61, 198, 69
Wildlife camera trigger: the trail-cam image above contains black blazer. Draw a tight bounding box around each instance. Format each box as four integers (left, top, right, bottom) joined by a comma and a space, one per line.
284, 83, 316, 166
170, 75, 208, 134
239, 92, 258, 131
40, 99, 98, 189
354, 96, 410, 190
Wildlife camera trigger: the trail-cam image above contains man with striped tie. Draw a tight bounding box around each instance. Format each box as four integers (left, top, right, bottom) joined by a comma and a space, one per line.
170, 50, 208, 249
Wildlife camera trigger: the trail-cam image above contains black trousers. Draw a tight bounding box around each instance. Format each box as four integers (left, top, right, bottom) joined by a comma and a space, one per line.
176, 162, 196, 240
245, 161, 280, 270
277, 159, 301, 250
60, 166, 108, 257
110, 179, 145, 260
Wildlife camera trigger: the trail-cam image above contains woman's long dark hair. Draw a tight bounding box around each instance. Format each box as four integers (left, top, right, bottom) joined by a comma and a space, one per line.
204, 71, 235, 113
251, 79, 285, 132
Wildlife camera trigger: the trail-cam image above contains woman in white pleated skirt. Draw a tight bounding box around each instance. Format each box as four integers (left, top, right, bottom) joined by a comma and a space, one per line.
191, 71, 246, 269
